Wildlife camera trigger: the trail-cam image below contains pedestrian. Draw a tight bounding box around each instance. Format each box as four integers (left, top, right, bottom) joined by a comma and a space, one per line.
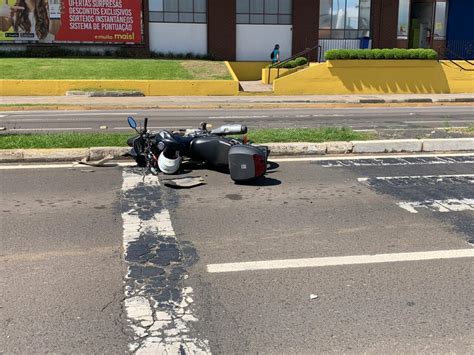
271, 44, 280, 64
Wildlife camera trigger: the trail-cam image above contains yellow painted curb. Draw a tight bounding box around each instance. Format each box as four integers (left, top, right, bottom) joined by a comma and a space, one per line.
1, 79, 239, 96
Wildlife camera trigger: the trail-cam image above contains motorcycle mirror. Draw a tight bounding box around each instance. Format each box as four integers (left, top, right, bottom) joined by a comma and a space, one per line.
127, 116, 137, 129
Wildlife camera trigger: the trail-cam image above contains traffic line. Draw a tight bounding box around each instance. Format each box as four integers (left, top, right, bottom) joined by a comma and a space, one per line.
358, 174, 474, 182
397, 198, 474, 213
10, 112, 137, 117
0, 162, 136, 170
207, 115, 269, 119
1, 153, 473, 170
207, 249, 474, 273
113, 126, 191, 130
272, 152, 474, 163
9, 127, 93, 131
405, 120, 474, 124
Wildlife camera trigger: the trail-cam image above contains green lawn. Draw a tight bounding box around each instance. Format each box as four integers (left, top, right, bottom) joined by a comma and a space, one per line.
0, 58, 232, 80
0, 128, 373, 150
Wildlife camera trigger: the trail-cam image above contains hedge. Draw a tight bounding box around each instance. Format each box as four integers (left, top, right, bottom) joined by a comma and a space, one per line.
272, 56, 308, 68
324, 48, 438, 60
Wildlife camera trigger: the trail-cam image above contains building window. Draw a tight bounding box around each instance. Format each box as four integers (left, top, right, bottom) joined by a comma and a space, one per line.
397, 0, 410, 39
236, 0, 292, 25
149, 0, 207, 23
434, 1, 448, 39
319, 0, 371, 39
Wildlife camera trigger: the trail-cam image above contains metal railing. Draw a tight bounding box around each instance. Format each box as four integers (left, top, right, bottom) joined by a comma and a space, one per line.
441, 42, 474, 71
267, 45, 322, 83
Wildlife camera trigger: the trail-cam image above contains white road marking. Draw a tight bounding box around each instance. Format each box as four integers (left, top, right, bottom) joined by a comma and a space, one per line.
358, 174, 474, 182
272, 152, 474, 163
1, 153, 473, 170
0, 162, 136, 170
121, 171, 210, 354
113, 126, 191, 130
10, 112, 137, 117
207, 115, 268, 119
207, 249, 474, 273
397, 198, 474, 213
9, 127, 93, 131
0, 115, 6, 118
405, 120, 474, 124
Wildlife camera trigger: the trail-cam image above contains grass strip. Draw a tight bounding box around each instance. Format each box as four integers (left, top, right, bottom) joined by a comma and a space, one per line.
0, 128, 373, 150
0, 58, 231, 80
247, 127, 374, 143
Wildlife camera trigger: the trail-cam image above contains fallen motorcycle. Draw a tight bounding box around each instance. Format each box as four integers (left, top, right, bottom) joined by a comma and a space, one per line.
126, 116, 269, 183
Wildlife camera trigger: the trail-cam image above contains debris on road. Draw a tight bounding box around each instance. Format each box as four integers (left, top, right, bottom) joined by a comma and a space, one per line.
76, 154, 115, 167
310, 294, 319, 300
163, 176, 206, 189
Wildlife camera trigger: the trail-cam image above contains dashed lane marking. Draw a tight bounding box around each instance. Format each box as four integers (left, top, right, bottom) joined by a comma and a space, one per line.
207, 249, 474, 273
397, 198, 474, 213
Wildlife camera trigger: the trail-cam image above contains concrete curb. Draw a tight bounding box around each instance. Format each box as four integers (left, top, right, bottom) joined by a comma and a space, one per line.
66, 90, 144, 97
0, 97, 473, 112
1, 138, 473, 163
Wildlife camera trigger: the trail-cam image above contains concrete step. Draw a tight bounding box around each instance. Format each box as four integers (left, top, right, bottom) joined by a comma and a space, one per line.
239, 81, 273, 93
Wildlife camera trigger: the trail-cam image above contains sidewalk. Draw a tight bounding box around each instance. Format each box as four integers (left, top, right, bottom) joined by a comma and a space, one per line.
1, 93, 473, 110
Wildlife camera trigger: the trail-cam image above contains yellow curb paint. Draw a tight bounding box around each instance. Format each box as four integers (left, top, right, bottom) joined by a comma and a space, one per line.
1, 80, 239, 96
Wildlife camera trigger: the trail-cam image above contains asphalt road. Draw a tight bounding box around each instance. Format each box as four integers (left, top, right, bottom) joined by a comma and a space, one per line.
1, 153, 473, 353
0, 106, 473, 137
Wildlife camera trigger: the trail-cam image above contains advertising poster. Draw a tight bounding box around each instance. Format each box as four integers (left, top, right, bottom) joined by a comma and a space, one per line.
0, 0, 142, 43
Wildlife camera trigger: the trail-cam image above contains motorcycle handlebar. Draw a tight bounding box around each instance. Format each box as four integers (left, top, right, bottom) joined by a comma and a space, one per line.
144, 117, 148, 131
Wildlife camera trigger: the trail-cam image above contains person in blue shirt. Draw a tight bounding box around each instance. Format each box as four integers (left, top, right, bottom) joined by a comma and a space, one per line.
271, 44, 280, 64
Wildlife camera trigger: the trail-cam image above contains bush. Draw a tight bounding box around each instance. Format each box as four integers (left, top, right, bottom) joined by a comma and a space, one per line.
324, 48, 438, 60
294, 56, 308, 66
282, 60, 298, 68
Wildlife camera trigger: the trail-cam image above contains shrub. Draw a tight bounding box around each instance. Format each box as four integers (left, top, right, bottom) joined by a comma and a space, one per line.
393, 48, 406, 59
283, 60, 298, 68
324, 49, 338, 60
294, 56, 308, 66
324, 48, 438, 60
364, 50, 375, 59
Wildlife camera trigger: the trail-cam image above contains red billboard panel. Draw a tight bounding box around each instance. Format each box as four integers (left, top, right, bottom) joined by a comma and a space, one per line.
0, 0, 142, 44
56, 0, 142, 43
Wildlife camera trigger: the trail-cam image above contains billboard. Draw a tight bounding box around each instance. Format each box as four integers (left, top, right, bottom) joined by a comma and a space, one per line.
0, 0, 142, 43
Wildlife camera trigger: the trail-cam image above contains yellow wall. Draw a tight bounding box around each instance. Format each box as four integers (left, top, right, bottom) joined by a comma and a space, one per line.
227, 61, 270, 81
261, 67, 298, 84
0, 79, 239, 96
273, 60, 474, 95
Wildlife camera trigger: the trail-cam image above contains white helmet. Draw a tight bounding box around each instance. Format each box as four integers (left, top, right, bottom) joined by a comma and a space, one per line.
158, 151, 182, 174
